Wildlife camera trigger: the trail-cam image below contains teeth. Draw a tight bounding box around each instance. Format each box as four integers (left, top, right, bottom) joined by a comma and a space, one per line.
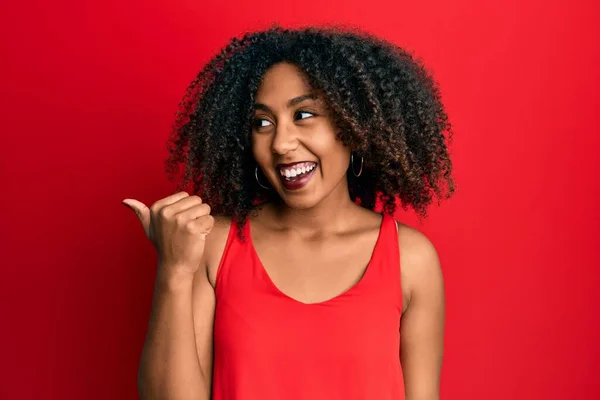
279, 163, 316, 179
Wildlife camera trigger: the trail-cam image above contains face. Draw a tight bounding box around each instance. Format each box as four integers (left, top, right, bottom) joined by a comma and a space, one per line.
251, 62, 351, 209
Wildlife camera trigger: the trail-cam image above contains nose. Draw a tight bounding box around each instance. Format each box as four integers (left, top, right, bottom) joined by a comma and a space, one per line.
271, 121, 299, 155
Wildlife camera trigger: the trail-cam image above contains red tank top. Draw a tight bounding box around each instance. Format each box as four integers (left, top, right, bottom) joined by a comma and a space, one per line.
212, 213, 405, 400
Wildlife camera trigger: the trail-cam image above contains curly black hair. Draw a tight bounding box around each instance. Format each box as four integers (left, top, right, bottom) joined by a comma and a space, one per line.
165, 24, 455, 231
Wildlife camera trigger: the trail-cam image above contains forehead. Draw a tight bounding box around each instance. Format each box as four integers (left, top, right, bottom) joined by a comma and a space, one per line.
255, 62, 313, 101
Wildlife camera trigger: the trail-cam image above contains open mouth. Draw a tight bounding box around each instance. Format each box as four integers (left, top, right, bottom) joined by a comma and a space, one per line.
279, 161, 317, 181
276, 161, 318, 190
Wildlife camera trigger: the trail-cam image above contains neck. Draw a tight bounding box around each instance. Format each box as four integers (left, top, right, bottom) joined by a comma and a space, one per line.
270, 181, 361, 236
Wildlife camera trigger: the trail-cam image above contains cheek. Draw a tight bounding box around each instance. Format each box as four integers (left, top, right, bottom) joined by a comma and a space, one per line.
251, 135, 272, 164
314, 136, 350, 173
309, 126, 339, 153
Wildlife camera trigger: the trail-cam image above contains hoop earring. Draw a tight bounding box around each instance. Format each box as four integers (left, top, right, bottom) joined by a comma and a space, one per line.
255, 166, 270, 189
351, 153, 363, 177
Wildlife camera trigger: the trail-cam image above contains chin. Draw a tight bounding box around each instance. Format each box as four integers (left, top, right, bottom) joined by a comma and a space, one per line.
276, 190, 322, 210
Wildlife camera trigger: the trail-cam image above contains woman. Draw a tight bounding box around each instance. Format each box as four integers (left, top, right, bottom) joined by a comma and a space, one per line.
124, 25, 454, 400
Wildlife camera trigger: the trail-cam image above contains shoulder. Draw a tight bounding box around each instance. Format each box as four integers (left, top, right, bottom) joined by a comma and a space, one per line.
396, 222, 440, 272
204, 215, 233, 288
396, 222, 444, 308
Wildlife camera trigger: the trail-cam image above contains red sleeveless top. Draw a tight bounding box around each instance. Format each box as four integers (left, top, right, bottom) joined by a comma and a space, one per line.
212, 213, 405, 400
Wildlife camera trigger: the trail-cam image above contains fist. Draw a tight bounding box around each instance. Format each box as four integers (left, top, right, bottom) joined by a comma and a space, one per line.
122, 191, 214, 274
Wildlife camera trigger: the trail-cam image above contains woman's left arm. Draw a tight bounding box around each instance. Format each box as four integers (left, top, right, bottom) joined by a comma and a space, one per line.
398, 226, 446, 400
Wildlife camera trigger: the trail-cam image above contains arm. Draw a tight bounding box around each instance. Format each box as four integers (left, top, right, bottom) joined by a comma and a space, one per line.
123, 192, 219, 400
398, 225, 446, 400
137, 262, 215, 400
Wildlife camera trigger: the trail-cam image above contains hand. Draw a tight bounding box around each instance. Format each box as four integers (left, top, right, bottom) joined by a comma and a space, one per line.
122, 191, 214, 275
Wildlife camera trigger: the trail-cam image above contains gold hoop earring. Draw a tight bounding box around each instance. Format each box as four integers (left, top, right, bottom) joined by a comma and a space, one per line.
351, 153, 363, 177
255, 166, 270, 189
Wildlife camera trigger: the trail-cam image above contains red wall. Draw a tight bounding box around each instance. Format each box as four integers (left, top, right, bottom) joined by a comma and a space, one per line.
1, 0, 599, 398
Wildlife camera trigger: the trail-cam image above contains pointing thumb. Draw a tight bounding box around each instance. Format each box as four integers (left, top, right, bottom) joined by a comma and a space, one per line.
122, 198, 151, 238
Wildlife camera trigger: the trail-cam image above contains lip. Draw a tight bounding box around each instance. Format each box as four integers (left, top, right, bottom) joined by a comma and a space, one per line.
276, 161, 317, 169
276, 161, 318, 191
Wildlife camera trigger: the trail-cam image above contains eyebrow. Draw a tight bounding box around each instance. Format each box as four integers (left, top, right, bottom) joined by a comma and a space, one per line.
253, 93, 318, 113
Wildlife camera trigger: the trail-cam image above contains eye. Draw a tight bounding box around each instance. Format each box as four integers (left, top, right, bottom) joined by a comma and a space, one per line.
252, 118, 272, 129
296, 111, 315, 121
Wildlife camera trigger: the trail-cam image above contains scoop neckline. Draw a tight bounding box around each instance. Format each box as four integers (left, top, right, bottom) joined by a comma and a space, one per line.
246, 213, 387, 306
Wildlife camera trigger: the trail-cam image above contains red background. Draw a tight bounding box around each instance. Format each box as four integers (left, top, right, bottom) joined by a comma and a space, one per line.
1, 0, 599, 399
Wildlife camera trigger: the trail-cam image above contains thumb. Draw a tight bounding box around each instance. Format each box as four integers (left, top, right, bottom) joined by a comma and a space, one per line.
122, 198, 151, 237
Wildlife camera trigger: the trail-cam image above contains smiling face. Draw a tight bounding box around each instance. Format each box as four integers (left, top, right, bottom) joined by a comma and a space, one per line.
251, 62, 351, 209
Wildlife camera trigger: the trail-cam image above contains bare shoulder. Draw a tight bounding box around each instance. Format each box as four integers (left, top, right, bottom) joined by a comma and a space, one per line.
203, 215, 233, 288
396, 223, 445, 397
396, 222, 444, 309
